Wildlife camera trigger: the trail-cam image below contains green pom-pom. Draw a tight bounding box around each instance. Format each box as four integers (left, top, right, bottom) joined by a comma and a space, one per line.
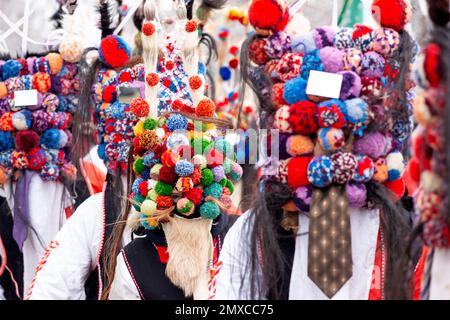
155, 181, 174, 196
134, 158, 144, 175
132, 194, 145, 212
158, 117, 166, 127
200, 201, 221, 220
191, 138, 211, 154
223, 179, 234, 194
204, 182, 223, 199
143, 118, 157, 130
146, 189, 158, 201
223, 158, 233, 174
201, 168, 214, 186
219, 178, 227, 187
177, 198, 194, 214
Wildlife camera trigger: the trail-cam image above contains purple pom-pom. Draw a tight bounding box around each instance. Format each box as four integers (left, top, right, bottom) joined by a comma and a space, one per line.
312, 27, 335, 49
293, 186, 312, 212
319, 47, 344, 73
346, 182, 367, 208
352, 132, 389, 159
361, 52, 385, 78
31, 110, 50, 133
338, 71, 361, 100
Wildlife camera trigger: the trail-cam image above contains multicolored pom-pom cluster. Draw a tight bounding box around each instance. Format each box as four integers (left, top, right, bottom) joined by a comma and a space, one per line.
0, 53, 79, 183
252, 0, 415, 210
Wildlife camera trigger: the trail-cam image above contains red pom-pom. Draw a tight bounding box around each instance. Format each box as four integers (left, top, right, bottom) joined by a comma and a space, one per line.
229, 46, 239, 56
185, 20, 198, 33
146, 73, 159, 87
249, 38, 269, 65
408, 158, 421, 184
133, 137, 146, 156
130, 98, 150, 118
352, 24, 373, 40
142, 22, 156, 36
205, 149, 224, 167
288, 101, 319, 135
165, 60, 175, 71
371, 0, 412, 31
191, 167, 202, 185
26, 148, 47, 170
159, 166, 177, 184
248, 0, 290, 32
16, 130, 39, 152
99, 35, 131, 68
119, 71, 132, 83
189, 76, 203, 90
32, 72, 52, 93
156, 196, 173, 209
161, 150, 178, 168
384, 178, 406, 200
103, 85, 117, 103
273, 83, 286, 107
424, 43, 442, 88
185, 187, 203, 205
196, 99, 215, 118
229, 58, 239, 69
287, 156, 313, 189
138, 181, 149, 198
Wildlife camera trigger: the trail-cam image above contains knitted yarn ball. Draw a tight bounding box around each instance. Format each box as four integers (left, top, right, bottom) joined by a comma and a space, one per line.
99, 35, 132, 69
132, 193, 145, 212
191, 138, 211, 154
200, 201, 221, 220
32, 72, 52, 93
352, 155, 375, 182
331, 152, 357, 184
346, 182, 367, 208
339, 71, 362, 100
27, 147, 47, 170
265, 32, 292, 59
167, 114, 188, 132
130, 98, 150, 118
219, 67, 231, 81
361, 51, 386, 78
352, 25, 374, 52
11, 150, 28, 169
176, 198, 195, 216
334, 28, 355, 50
161, 150, 180, 168
293, 186, 312, 212
276, 53, 303, 81
59, 35, 84, 63
352, 131, 388, 159
307, 156, 334, 188
301, 50, 324, 79
16, 130, 39, 152
149, 163, 162, 180
204, 182, 223, 199
248, 0, 290, 33
317, 99, 346, 128
372, 28, 400, 58
175, 177, 194, 193
343, 98, 368, 136
2, 60, 21, 80
313, 27, 335, 49
386, 152, 405, 181
274, 105, 293, 133
175, 159, 194, 176
343, 48, 363, 73
318, 128, 346, 152
12, 110, 32, 130
371, 0, 412, 32
286, 135, 314, 157
291, 32, 317, 54
319, 47, 345, 73
40, 162, 59, 181
283, 76, 308, 105
287, 156, 313, 189
288, 101, 318, 135
249, 38, 269, 65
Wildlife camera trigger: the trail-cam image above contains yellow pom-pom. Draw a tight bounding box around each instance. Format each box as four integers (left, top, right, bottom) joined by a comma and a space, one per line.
134, 121, 145, 136
141, 199, 157, 215
46, 53, 63, 75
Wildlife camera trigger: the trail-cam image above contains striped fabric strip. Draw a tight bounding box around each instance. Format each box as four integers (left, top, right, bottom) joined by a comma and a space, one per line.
420, 248, 435, 300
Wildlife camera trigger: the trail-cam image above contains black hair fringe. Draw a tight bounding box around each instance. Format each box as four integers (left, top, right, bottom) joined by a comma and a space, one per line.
98, 0, 115, 39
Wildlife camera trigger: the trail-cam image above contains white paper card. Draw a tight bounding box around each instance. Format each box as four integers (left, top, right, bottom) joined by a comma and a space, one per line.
306, 70, 343, 99
14, 89, 38, 107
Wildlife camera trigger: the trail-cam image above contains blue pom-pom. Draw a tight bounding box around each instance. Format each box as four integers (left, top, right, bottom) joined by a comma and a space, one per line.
97, 143, 107, 161
204, 182, 223, 199
111, 102, 126, 119
198, 62, 206, 75
132, 177, 144, 194
292, 32, 317, 54
40, 163, 59, 181
307, 156, 334, 188
40, 129, 61, 149
283, 77, 307, 105
141, 167, 151, 180
140, 214, 157, 230
2, 60, 22, 80
388, 169, 402, 181
301, 50, 324, 80
200, 201, 221, 220
220, 66, 232, 81
143, 151, 159, 167
167, 114, 188, 132
175, 160, 194, 177
0, 150, 13, 166
343, 98, 368, 137
0, 131, 15, 151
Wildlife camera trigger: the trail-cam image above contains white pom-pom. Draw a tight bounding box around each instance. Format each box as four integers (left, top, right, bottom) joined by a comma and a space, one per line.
420, 171, 444, 194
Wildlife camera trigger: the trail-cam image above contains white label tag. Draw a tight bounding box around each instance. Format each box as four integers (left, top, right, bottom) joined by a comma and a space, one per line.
14, 89, 38, 107
306, 70, 343, 99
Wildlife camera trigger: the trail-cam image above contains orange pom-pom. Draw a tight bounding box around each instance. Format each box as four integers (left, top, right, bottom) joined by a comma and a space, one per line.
146, 73, 159, 87
139, 130, 158, 150
130, 98, 150, 118
196, 99, 215, 118
0, 82, 7, 99
189, 76, 203, 90
0, 112, 14, 131
161, 150, 179, 168
46, 53, 63, 75
156, 195, 173, 209
185, 20, 198, 33
142, 22, 156, 36
32, 72, 52, 93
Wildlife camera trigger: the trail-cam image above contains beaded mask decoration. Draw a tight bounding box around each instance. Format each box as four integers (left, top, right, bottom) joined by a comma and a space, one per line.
0, 52, 80, 184
247, 0, 415, 298
128, 0, 242, 231
411, 0, 450, 248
